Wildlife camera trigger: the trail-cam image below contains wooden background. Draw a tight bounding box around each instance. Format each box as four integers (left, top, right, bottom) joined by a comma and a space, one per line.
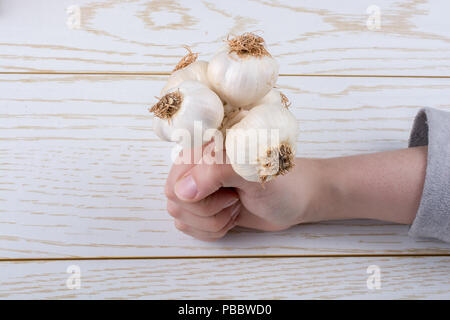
0, 0, 449, 299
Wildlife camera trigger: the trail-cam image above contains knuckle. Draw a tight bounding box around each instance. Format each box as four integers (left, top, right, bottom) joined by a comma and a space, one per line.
199, 196, 215, 216
211, 231, 226, 240
191, 194, 219, 217
164, 183, 176, 201
217, 228, 228, 238
210, 216, 227, 233
212, 164, 225, 185
166, 201, 182, 218
208, 226, 228, 239
174, 220, 187, 231
203, 163, 223, 190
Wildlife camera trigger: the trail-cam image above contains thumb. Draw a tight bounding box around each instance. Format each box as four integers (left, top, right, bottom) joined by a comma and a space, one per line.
174, 161, 248, 202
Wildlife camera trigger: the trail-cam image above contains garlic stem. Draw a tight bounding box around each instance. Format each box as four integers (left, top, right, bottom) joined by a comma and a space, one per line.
253, 89, 291, 109
280, 92, 291, 108
173, 46, 199, 72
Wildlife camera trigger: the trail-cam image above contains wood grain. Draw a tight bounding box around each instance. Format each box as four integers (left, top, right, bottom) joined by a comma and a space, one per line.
1, 0, 450, 75
1, 257, 449, 299
2, 0, 449, 299
1, 74, 450, 258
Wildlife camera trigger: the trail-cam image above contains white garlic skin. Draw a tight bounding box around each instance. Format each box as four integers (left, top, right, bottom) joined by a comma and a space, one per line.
161, 61, 210, 95
253, 88, 285, 108
207, 47, 279, 107
225, 103, 298, 182
153, 80, 224, 149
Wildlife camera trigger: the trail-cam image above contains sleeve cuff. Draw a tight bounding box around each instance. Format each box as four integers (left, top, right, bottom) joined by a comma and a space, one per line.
408, 107, 450, 242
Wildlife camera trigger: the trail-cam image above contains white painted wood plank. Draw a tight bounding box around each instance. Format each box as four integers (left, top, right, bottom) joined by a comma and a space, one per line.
1, 257, 449, 299
1, 0, 450, 75
1, 74, 450, 258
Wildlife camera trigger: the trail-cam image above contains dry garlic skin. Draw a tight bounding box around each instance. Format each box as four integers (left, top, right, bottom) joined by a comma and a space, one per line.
207, 33, 279, 107
219, 105, 249, 137
254, 88, 291, 109
225, 103, 298, 183
151, 80, 224, 149
161, 60, 210, 95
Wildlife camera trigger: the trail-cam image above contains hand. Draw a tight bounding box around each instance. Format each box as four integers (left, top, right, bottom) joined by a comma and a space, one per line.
164, 143, 427, 241
164, 143, 322, 241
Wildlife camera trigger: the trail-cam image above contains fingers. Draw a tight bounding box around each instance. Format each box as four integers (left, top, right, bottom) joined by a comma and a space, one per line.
168, 188, 239, 217
234, 206, 286, 232
172, 201, 241, 241
169, 199, 241, 231
164, 142, 257, 241
165, 141, 241, 203
164, 148, 199, 200
173, 162, 247, 203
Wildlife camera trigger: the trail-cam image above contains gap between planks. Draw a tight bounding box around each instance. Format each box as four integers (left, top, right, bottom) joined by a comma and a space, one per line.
2, 72, 450, 79
1, 253, 450, 263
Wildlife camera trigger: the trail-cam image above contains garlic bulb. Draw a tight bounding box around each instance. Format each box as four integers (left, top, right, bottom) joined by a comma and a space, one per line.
148, 33, 299, 184
150, 80, 224, 149
207, 33, 279, 107
161, 47, 211, 95
225, 103, 298, 183
254, 88, 291, 109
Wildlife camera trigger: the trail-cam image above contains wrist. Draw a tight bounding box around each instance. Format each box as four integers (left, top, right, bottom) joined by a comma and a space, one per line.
292, 158, 336, 224
298, 157, 354, 224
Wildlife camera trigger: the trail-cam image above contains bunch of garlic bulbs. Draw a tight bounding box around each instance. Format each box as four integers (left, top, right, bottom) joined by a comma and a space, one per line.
149, 32, 298, 183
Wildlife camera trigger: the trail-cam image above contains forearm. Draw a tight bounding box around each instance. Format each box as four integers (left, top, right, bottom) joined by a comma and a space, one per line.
303, 146, 428, 224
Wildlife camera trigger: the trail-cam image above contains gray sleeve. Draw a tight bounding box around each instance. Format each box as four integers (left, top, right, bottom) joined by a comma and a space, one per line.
408, 107, 450, 242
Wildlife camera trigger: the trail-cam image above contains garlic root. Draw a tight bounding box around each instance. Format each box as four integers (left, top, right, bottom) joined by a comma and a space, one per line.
258, 142, 295, 183
227, 32, 271, 57
150, 90, 182, 120
161, 47, 211, 95
173, 46, 199, 72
